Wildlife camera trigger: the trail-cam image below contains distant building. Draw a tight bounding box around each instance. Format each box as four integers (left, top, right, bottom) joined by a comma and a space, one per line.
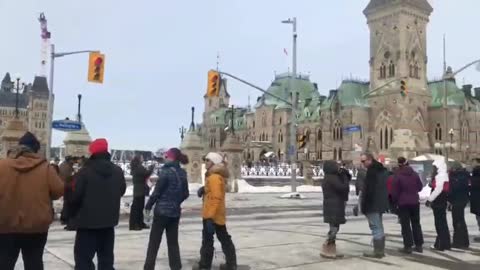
0, 73, 49, 154
199, 0, 480, 163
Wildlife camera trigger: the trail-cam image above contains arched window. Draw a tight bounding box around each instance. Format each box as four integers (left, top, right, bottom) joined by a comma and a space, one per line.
333, 120, 342, 141
388, 61, 395, 77
414, 62, 419, 78
279, 117, 282, 125
333, 148, 337, 161
462, 122, 469, 142
338, 148, 343, 161
317, 129, 322, 141
380, 129, 383, 150
380, 63, 386, 79
262, 112, 266, 126
435, 123, 442, 141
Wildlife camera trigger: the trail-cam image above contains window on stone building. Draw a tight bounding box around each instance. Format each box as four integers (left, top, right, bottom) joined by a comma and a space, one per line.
333, 148, 337, 161
338, 148, 343, 161
333, 120, 342, 141
379, 63, 386, 79
253, 121, 255, 128
462, 122, 469, 143
380, 129, 383, 150
388, 61, 395, 77
262, 112, 266, 126
317, 129, 322, 141
279, 117, 282, 125
435, 123, 442, 141
414, 62, 420, 78
409, 64, 414, 78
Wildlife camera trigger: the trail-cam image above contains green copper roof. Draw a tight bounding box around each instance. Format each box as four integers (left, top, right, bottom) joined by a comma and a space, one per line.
429, 79, 465, 108
255, 73, 320, 109
208, 107, 248, 129
337, 80, 370, 107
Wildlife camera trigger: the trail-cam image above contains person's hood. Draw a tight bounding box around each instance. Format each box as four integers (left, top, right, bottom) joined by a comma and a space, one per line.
432, 158, 448, 184
207, 163, 229, 178
323, 160, 339, 174
396, 165, 416, 177
87, 152, 114, 177
10, 151, 47, 173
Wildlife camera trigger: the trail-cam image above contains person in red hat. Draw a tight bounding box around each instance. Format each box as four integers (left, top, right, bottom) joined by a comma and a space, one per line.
67, 138, 126, 270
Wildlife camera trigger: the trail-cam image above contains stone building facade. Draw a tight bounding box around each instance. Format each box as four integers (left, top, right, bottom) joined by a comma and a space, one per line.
0, 73, 49, 156
199, 0, 480, 164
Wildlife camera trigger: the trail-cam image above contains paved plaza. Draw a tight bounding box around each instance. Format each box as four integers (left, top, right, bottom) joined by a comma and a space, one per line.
14, 193, 480, 269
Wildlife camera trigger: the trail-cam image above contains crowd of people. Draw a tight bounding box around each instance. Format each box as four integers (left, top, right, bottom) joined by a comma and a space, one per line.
0, 132, 237, 270
0, 132, 479, 269
321, 153, 480, 259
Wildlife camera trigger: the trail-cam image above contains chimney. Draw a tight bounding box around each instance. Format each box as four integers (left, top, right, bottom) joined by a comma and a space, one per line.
462, 84, 473, 97
475, 87, 480, 99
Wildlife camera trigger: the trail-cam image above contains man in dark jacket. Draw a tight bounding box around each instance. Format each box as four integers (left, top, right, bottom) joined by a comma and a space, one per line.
353, 166, 367, 216
129, 154, 154, 230
360, 152, 388, 258
59, 156, 76, 227
391, 157, 424, 254
449, 162, 470, 249
320, 160, 350, 259
68, 138, 126, 270
471, 164, 480, 243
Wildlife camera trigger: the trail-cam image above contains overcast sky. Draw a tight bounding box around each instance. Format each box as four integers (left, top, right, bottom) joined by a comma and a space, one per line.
0, 0, 479, 151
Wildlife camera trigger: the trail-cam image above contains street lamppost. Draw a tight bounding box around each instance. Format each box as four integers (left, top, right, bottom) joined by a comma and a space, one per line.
442, 59, 480, 166
46, 44, 99, 160
282, 17, 298, 193
14, 75, 25, 119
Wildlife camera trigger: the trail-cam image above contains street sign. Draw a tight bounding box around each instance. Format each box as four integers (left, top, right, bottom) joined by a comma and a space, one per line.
343, 125, 362, 133
52, 120, 82, 132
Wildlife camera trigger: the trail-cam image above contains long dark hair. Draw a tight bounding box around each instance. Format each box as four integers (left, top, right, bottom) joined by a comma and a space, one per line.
130, 154, 142, 170
166, 148, 189, 165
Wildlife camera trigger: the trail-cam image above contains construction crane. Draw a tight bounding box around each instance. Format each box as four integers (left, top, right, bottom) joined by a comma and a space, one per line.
38, 13, 51, 77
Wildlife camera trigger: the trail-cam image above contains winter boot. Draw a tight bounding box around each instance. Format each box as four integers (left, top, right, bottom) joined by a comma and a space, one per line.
398, 247, 412, 254
191, 264, 210, 270
320, 241, 337, 259
363, 237, 385, 258
219, 263, 237, 270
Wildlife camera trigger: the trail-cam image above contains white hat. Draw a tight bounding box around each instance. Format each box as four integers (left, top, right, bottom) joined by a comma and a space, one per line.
205, 152, 224, 165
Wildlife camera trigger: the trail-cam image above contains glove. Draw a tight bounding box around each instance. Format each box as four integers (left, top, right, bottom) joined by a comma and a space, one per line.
197, 186, 205, 198
425, 201, 431, 208
447, 202, 453, 212
204, 219, 215, 235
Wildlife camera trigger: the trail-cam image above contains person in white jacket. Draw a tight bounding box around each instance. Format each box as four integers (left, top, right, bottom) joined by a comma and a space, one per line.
426, 159, 452, 251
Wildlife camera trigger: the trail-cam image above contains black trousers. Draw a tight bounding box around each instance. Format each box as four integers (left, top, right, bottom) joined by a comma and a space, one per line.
130, 196, 146, 228
74, 228, 115, 270
451, 201, 470, 248
398, 205, 424, 248
199, 220, 237, 268
0, 233, 48, 270
432, 206, 451, 250
144, 216, 181, 270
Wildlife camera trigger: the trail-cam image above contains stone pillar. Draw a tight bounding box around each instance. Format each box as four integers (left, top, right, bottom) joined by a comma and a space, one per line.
1, 119, 27, 158
221, 133, 243, 193
180, 130, 204, 184
63, 123, 92, 158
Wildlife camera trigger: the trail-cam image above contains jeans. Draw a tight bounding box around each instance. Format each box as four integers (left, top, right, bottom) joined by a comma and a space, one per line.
144, 216, 181, 270
74, 228, 115, 270
199, 220, 237, 269
432, 206, 451, 250
0, 233, 48, 270
398, 205, 424, 248
327, 224, 340, 243
130, 196, 146, 228
451, 201, 469, 248
366, 212, 385, 240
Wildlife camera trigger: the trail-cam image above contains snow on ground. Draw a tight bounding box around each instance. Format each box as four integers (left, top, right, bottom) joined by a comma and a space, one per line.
237, 179, 322, 193
419, 186, 431, 200
124, 183, 204, 197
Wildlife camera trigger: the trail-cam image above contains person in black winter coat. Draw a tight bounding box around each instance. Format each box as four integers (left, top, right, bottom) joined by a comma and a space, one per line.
360, 152, 389, 258
129, 154, 154, 231
448, 162, 470, 249
471, 164, 480, 242
68, 138, 126, 270
143, 148, 189, 270
320, 160, 350, 259
353, 166, 367, 216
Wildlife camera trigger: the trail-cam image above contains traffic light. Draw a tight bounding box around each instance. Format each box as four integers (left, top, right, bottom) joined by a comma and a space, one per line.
88, 52, 105, 83
206, 70, 220, 97
297, 134, 307, 149
400, 80, 408, 97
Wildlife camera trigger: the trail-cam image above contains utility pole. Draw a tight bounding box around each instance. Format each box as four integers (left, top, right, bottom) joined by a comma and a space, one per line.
283, 17, 298, 193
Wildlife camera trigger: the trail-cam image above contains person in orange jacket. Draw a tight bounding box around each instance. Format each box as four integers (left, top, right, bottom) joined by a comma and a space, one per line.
193, 152, 237, 270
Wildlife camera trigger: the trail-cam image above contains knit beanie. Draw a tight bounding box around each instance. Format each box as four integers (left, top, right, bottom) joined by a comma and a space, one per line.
18, 132, 41, 153
89, 138, 109, 155
205, 152, 224, 165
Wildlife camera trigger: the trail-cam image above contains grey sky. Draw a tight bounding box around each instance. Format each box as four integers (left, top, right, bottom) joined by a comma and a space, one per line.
1, 0, 479, 150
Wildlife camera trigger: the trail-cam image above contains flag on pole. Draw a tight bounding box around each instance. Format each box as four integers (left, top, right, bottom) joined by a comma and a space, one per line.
283, 48, 288, 56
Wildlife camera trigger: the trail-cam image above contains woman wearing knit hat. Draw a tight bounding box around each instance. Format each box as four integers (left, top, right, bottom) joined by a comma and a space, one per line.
144, 148, 190, 270
193, 152, 237, 270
